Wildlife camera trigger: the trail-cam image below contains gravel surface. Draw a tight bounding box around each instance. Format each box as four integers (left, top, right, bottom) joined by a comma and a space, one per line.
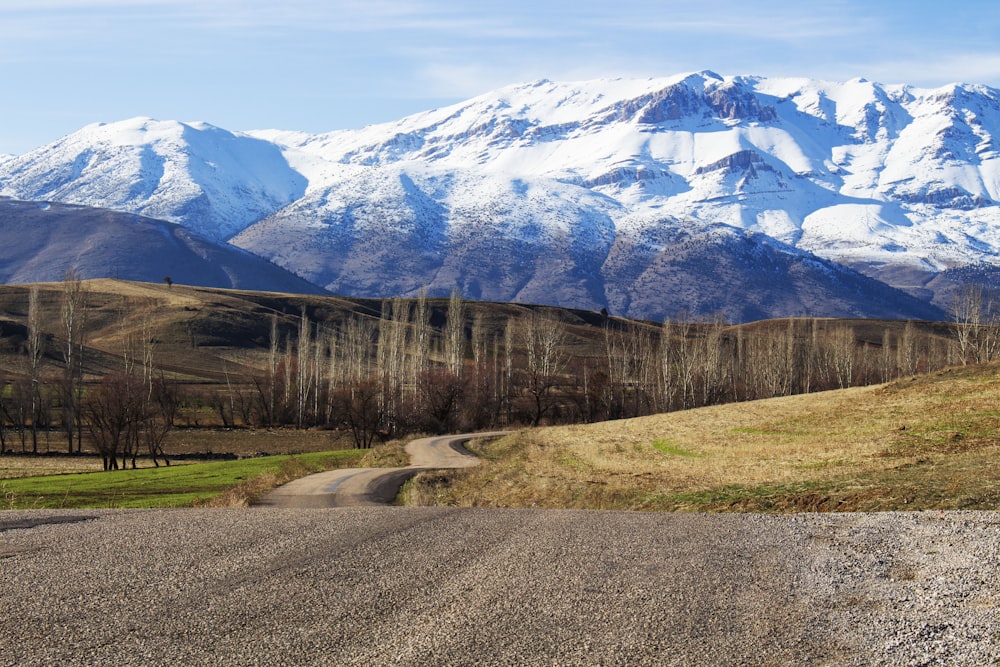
1, 508, 997, 666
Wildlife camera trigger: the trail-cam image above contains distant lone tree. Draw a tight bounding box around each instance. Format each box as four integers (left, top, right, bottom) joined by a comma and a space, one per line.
163, 276, 173, 288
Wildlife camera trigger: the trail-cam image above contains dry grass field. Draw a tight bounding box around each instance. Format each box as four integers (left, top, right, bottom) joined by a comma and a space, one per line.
0, 428, 354, 479
2, 279, 991, 512
402, 363, 1000, 512
0, 455, 106, 478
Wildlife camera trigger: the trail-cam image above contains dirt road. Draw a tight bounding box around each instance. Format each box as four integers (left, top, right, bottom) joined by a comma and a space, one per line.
2, 508, 997, 665
256, 432, 506, 508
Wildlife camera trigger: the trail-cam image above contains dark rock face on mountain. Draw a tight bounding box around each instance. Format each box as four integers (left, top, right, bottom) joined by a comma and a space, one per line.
600, 223, 944, 322
0, 199, 325, 294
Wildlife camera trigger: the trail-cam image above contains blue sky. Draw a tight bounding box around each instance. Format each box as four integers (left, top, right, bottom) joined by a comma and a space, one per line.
2, 0, 999, 155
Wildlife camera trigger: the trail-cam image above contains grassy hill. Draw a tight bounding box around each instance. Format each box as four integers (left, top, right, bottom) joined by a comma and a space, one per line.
0, 278, 955, 384
0, 278, 616, 384
402, 363, 1000, 512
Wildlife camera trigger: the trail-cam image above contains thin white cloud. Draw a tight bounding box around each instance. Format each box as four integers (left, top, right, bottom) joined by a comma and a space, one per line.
0, 0, 582, 37
414, 62, 510, 99
591, 5, 879, 43
863, 53, 1000, 88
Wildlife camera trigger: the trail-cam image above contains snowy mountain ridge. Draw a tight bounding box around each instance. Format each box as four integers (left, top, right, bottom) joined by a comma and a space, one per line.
0, 117, 307, 240
1, 71, 998, 320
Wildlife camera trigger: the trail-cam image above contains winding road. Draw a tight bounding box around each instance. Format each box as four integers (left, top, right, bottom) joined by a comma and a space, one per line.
255, 432, 508, 508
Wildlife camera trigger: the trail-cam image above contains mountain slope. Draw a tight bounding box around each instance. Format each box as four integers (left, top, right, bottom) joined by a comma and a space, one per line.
1, 72, 998, 320
0, 199, 326, 294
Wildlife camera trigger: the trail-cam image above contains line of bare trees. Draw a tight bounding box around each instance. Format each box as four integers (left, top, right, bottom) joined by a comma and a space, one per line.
2, 280, 998, 461
0, 276, 88, 457
0, 274, 177, 469
212, 295, 976, 448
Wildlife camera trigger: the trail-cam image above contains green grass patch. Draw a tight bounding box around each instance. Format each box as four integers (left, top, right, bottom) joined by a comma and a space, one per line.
651, 439, 702, 458
559, 453, 588, 468
0, 449, 365, 509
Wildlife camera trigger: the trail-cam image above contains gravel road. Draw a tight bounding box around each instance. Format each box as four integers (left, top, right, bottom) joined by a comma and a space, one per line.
1, 508, 997, 665
256, 433, 506, 508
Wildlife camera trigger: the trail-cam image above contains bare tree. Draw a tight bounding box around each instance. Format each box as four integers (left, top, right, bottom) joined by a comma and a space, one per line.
85, 372, 139, 470
141, 375, 176, 467
410, 288, 431, 393
603, 324, 630, 419
658, 317, 677, 412
513, 312, 568, 426
950, 284, 1000, 365
879, 327, 895, 383
828, 324, 856, 389
26, 286, 45, 454
445, 288, 466, 377
332, 378, 384, 449
744, 328, 785, 399
898, 320, 918, 376
313, 324, 326, 425
0, 374, 8, 454
60, 271, 88, 453
296, 307, 313, 428
377, 299, 408, 435
268, 313, 279, 425
673, 317, 700, 409
700, 317, 728, 406
415, 368, 466, 433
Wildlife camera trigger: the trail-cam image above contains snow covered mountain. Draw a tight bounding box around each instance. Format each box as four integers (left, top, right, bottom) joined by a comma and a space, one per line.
0, 118, 306, 241
2, 71, 998, 320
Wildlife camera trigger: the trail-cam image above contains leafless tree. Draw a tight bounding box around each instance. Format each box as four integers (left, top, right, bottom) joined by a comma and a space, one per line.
0, 374, 8, 454
296, 307, 313, 428
445, 288, 466, 377
512, 312, 568, 426
603, 324, 630, 419
8, 379, 33, 453
377, 298, 408, 435
26, 286, 45, 453
673, 317, 700, 408
898, 320, 919, 376
879, 327, 895, 383
85, 372, 139, 470
414, 368, 466, 433
745, 328, 786, 399
141, 375, 176, 467
952, 284, 1000, 365
828, 324, 856, 389
658, 317, 677, 411
700, 317, 728, 406
332, 378, 384, 449
60, 271, 88, 453
268, 313, 279, 425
